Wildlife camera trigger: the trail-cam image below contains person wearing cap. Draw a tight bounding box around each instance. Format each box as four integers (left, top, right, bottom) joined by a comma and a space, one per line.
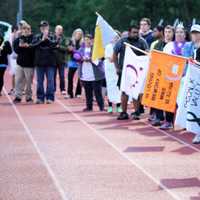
183, 24, 200, 59
54, 25, 68, 95
0, 33, 12, 96
182, 24, 200, 144
13, 23, 35, 103
32, 20, 57, 104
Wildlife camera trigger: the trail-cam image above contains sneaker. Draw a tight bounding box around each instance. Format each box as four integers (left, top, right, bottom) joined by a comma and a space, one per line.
26, 98, 33, 103
131, 111, 140, 120
100, 107, 105, 112
36, 99, 44, 104
116, 106, 122, 113
64, 94, 73, 99
75, 95, 81, 98
148, 114, 156, 122
160, 122, 173, 130
117, 112, 129, 120
46, 99, 54, 104
13, 97, 21, 103
61, 90, 66, 95
192, 135, 200, 144
107, 107, 113, 113
151, 118, 162, 126
8, 89, 15, 95
83, 108, 93, 112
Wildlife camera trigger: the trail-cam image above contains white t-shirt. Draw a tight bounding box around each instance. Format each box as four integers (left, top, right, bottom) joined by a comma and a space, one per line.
81, 47, 95, 81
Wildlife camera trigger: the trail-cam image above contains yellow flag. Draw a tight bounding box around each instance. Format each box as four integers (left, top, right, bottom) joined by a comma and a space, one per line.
92, 25, 104, 61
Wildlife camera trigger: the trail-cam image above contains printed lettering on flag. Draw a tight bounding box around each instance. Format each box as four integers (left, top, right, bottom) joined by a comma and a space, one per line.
175, 62, 200, 135
142, 50, 186, 113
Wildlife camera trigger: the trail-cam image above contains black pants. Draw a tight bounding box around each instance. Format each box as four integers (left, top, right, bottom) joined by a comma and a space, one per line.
0, 68, 6, 93
54, 64, 65, 92
108, 101, 121, 107
165, 112, 174, 123
83, 80, 104, 110
150, 108, 164, 121
67, 68, 82, 97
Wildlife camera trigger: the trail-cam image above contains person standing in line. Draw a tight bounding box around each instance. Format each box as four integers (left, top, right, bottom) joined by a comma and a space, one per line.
161, 24, 186, 130
13, 23, 35, 103
104, 31, 122, 113
182, 24, 200, 144
0, 33, 12, 96
149, 25, 175, 126
139, 18, 154, 47
54, 25, 68, 95
8, 21, 27, 95
65, 28, 83, 99
32, 21, 57, 104
113, 25, 149, 120
78, 34, 105, 111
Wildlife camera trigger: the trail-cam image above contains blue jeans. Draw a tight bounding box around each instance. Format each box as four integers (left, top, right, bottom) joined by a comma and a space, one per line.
36, 66, 55, 101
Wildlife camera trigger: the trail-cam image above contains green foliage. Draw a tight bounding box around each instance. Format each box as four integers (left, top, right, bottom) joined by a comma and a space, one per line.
0, 0, 200, 36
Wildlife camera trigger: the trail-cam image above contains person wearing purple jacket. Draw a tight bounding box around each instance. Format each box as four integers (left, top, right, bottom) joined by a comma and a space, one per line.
76, 34, 105, 112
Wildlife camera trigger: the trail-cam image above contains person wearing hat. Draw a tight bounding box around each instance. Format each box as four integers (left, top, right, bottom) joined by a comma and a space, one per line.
182, 24, 200, 144
183, 24, 200, 60
0, 33, 12, 96
32, 20, 57, 104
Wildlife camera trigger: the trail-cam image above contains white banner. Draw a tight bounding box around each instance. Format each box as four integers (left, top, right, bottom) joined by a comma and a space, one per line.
120, 45, 149, 99
175, 62, 200, 135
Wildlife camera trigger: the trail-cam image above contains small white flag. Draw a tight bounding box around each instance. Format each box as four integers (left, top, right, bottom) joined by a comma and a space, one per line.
120, 45, 149, 99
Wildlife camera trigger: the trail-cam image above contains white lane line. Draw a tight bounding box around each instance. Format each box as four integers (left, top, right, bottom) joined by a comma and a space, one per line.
3, 87, 70, 200
55, 98, 181, 200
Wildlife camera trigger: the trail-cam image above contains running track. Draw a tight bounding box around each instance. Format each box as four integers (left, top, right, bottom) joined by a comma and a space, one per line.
0, 73, 200, 200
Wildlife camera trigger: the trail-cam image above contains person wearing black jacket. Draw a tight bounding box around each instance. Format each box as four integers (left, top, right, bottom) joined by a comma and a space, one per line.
32, 21, 57, 104
13, 24, 35, 103
54, 25, 68, 95
0, 33, 12, 96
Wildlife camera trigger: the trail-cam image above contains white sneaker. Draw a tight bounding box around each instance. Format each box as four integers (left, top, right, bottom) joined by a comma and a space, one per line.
160, 122, 173, 130
75, 95, 81, 98
46, 99, 54, 104
192, 135, 200, 144
64, 95, 71, 99
61, 91, 66, 95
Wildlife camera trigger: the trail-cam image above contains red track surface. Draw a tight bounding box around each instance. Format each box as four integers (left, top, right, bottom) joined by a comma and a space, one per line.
1, 72, 200, 200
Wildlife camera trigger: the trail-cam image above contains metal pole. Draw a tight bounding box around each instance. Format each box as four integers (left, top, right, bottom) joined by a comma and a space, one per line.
17, 0, 23, 25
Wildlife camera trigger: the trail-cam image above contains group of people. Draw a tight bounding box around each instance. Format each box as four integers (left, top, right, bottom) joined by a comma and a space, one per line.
1, 17, 200, 143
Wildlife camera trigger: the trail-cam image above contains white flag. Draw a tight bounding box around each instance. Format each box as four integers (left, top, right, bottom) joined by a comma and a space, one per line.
175, 62, 200, 135
120, 45, 149, 99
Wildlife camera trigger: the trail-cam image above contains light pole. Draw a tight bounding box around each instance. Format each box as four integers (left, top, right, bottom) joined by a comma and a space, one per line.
17, 0, 23, 25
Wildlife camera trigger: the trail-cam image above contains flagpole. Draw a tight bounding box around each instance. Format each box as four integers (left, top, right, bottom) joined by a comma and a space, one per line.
124, 42, 149, 55
95, 12, 101, 16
